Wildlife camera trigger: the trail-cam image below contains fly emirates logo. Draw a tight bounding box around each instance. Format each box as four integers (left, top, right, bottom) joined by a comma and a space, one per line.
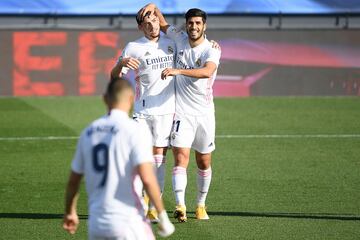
145, 55, 174, 70
176, 58, 194, 70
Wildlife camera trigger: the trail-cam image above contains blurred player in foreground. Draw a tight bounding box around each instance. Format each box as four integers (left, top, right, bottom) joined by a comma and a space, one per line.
63, 77, 174, 239
111, 6, 176, 222
139, 3, 221, 222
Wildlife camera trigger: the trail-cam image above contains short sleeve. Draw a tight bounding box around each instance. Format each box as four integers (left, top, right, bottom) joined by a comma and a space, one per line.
204, 47, 221, 67
130, 124, 153, 167
166, 25, 187, 43
71, 133, 85, 174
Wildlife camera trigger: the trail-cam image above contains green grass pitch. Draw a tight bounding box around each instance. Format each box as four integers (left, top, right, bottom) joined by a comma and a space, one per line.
0, 97, 359, 239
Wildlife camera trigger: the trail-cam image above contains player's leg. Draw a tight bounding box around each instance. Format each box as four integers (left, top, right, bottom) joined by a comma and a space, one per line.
151, 114, 173, 197
147, 114, 173, 222
195, 151, 212, 220
192, 113, 215, 220
133, 113, 153, 215
172, 146, 190, 222
170, 113, 195, 222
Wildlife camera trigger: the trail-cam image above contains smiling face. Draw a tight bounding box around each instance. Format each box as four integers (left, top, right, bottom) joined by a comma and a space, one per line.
186, 16, 206, 43
139, 13, 160, 41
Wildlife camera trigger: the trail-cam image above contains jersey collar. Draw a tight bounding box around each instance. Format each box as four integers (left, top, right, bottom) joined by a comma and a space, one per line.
109, 109, 128, 118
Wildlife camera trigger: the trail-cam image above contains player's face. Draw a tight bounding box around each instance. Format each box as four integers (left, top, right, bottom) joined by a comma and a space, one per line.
140, 13, 160, 40
186, 16, 206, 42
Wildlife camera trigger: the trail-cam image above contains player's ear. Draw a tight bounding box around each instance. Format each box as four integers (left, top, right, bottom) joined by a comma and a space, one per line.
203, 22, 207, 32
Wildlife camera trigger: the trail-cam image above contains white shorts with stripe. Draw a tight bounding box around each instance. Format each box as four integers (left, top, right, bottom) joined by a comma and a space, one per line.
170, 112, 215, 154
133, 113, 174, 147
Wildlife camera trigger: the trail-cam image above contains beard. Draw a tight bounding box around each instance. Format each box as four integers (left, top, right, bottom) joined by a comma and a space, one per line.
187, 28, 205, 42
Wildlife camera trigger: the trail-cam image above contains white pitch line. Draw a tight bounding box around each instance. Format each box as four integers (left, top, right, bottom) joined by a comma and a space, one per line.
0, 136, 79, 141
216, 134, 360, 138
0, 134, 360, 141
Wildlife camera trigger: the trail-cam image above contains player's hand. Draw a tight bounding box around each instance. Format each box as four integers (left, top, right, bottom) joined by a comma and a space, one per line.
157, 210, 175, 237
210, 40, 221, 51
161, 68, 179, 80
63, 213, 79, 234
120, 57, 140, 70
139, 3, 157, 22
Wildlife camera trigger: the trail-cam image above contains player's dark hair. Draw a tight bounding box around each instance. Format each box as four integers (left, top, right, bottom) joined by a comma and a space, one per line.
185, 8, 207, 23
136, 9, 151, 25
105, 76, 133, 105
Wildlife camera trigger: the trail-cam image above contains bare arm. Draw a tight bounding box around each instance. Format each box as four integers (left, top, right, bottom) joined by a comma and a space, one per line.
139, 3, 170, 33
137, 162, 164, 213
137, 162, 175, 237
161, 61, 217, 80
63, 171, 82, 234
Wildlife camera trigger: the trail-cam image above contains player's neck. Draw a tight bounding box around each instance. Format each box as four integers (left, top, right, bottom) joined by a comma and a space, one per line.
146, 35, 160, 43
110, 104, 130, 115
189, 36, 205, 48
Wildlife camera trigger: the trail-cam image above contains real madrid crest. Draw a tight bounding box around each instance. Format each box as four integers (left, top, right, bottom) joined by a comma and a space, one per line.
168, 46, 174, 54
196, 58, 202, 67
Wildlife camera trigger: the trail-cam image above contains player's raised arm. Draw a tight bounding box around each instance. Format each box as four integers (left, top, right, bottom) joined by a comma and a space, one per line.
138, 3, 170, 33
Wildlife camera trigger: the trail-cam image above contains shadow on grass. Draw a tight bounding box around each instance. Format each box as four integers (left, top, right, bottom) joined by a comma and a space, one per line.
0, 213, 88, 220
1, 211, 359, 221
184, 211, 360, 221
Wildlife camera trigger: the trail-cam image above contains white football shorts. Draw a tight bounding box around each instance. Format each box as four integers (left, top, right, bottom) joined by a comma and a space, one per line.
170, 112, 215, 154
133, 113, 174, 147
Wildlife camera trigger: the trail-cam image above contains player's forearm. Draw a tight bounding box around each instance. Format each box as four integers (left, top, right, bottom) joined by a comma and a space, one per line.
154, 6, 169, 33
64, 172, 82, 214
178, 67, 214, 79
143, 180, 165, 213
138, 163, 165, 213
110, 62, 123, 80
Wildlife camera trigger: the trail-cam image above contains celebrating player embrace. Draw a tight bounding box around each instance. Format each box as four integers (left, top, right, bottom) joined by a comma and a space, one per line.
139, 3, 221, 222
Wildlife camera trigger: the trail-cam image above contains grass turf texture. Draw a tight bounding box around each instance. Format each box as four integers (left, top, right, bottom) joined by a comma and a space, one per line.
0, 97, 359, 239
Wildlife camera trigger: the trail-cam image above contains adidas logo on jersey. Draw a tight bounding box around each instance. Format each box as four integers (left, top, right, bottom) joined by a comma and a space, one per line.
145, 51, 151, 56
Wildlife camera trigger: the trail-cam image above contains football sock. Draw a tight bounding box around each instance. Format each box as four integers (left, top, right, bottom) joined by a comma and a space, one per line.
172, 166, 187, 206
149, 154, 166, 210
197, 167, 212, 206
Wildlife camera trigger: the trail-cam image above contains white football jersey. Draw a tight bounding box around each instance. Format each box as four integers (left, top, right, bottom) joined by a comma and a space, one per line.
166, 25, 221, 116
71, 109, 153, 237
119, 35, 176, 115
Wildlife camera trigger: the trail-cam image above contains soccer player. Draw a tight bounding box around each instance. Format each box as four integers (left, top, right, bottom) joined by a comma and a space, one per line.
110, 7, 176, 222
63, 77, 175, 239
139, 4, 221, 222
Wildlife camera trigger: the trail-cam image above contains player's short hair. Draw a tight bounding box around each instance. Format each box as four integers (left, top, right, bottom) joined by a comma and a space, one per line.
136, 9, 151, 25
185, 8, 207, 23
105, 77, 133, 106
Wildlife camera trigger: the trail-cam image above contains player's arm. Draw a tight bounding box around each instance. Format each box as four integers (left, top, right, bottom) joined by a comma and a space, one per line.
137, 162, 175, 237
110, 55, 140, 80
63, 171, 82, 235
161, 61, 217, 80
139, 3, 170, 33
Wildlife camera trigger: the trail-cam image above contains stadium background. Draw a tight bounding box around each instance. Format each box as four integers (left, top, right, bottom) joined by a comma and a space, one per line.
1, 0, 360, 97
0, 1, 360, 240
